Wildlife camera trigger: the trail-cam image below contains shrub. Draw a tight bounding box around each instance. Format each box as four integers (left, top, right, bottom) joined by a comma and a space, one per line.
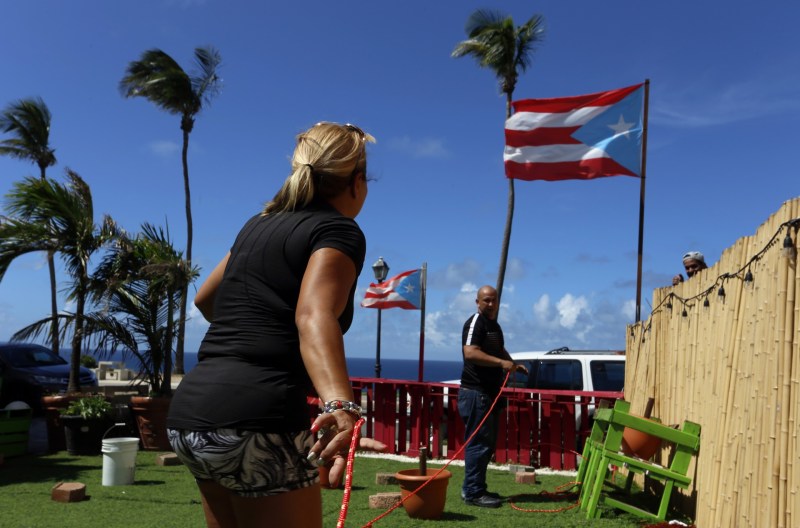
80, 354, 98, 369
60, 394, 113, 419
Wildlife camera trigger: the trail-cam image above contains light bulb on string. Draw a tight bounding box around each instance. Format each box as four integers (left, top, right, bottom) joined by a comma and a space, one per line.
681, 307, 688, 317
718, 284, 726, 298
782, 231, 797, 259
703, 297, 710, 310
744, 269, 754, 289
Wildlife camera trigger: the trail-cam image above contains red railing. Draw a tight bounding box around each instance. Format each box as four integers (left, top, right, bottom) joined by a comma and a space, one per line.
312, 378, 622, 471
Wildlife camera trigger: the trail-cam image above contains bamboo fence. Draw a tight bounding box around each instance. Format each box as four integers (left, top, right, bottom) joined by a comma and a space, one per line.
626, 197, 800, 527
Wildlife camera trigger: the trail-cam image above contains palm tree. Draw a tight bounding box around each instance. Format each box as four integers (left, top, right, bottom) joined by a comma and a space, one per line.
452, 10, 544, 303
119, 46, 222, 375
1, 170, 117, 392
80, 223, 197, 397
0, 97, 61, 354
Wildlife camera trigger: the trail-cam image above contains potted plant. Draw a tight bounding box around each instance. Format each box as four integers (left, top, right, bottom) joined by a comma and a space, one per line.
81, 224, 197, 451
60, 394, 114, 456
394, 447, 451, 519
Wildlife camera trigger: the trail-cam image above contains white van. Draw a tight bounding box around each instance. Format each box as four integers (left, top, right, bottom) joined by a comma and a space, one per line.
444, 347, 625, 393
508, 347, 625, 393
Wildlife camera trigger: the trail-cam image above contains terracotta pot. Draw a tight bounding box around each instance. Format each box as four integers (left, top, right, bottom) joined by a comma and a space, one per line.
395, 468, 451, 520
42, 394, 83, 452
621, 426, 661, 460
130, 396, 172, 451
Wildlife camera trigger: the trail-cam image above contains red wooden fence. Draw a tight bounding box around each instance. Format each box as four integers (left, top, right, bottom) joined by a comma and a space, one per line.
312, 377, 622, 471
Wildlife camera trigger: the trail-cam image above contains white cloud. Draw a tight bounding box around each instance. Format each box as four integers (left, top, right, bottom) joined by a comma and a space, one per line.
430, 260, 482, 289
387, 136, 449, 159
533, 294, 550, 322
556, 294, 589, 329
621, 299, 636, 321
506, 258, 526, 280
149, 140, 180, 157
652, 75, 800, 128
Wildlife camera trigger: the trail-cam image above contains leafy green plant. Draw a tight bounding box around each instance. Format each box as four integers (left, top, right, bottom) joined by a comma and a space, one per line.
80, 354, 98, 368
60, 394, 113, 419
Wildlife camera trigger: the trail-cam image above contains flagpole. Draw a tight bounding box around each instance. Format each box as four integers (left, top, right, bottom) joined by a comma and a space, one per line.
417, 263, 427, 382
635, 79, 650, 322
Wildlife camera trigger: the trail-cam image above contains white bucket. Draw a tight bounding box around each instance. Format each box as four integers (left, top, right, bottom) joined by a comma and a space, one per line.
101, 437, 139, 486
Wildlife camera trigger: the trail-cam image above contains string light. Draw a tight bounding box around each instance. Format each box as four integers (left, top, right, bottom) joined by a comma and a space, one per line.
656, 215, 799, 320
782, 230, 797, 259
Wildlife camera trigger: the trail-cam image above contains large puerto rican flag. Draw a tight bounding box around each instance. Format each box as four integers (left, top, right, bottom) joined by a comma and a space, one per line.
504, 83, 645, 181
361, 269, 422, 310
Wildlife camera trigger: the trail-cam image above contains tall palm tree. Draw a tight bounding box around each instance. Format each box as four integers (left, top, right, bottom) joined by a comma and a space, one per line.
80, 223, 197, 397
452, 10, 544, 303
0, 97, 61, 354
1, 170, 117, 392
120, 46, 222, 375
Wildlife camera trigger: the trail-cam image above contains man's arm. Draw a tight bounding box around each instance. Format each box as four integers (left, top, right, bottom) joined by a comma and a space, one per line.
463, 344, 516, 371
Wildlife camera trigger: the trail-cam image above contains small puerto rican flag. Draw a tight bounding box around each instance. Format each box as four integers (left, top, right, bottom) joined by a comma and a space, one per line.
361, 269, 422, 310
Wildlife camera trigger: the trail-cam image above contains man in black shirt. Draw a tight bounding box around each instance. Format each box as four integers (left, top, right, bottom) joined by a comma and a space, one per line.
458, 285, 527, 508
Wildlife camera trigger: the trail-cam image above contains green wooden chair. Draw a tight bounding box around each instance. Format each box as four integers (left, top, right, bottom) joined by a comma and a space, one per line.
582, 399, 701, 522
576, 401, 615, 507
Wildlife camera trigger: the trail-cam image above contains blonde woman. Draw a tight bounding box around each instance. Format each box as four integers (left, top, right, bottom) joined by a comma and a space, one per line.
167, 122, 385, 527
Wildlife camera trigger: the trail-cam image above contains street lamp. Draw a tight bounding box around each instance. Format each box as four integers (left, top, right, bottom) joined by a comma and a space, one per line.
372, 256, 389, 378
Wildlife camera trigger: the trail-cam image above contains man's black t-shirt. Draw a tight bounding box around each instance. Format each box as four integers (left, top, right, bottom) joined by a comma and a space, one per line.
167, 203, 365, 433
460, 312, 505, 395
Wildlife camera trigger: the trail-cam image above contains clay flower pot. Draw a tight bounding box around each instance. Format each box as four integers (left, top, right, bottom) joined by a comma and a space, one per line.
394, 468, 451, 520
130, 396, 172, 451
42, 394, 83, 452
621, 426, 661, 460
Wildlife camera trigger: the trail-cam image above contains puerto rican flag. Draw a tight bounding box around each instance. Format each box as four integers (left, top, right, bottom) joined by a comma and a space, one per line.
504, 83, 645, 181
361, 269, 422, 310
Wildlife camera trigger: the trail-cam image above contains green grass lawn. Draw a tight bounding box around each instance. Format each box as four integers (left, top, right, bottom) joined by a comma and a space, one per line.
0, 450, 669, 527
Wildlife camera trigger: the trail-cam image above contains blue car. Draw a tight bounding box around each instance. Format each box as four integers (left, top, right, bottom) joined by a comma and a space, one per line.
0, 343, 98, 413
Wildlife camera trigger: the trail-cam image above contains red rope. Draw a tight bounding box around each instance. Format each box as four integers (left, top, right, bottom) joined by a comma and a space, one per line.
336, 417, 366, 528
508, 480, 581, 513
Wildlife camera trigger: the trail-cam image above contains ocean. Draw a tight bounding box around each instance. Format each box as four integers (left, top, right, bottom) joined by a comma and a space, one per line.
109, 352, 463, 383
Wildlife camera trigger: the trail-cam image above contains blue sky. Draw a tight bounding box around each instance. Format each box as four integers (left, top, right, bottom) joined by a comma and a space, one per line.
1, 1, 798, 366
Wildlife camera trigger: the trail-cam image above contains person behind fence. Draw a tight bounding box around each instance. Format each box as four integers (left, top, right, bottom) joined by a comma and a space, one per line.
458, 285, 528, 508
166, 122, 387, 528
672, 250, 708, 285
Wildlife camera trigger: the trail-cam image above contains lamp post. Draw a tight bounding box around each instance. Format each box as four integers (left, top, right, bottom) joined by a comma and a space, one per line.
372, 256, 389, 378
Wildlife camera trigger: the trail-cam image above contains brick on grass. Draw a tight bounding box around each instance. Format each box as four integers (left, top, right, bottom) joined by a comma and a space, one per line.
51, 482, 86, 503
375, 472, 398, 485
369, 492, 402, 509
156, 453, 182, 466
515, 471, 537, 484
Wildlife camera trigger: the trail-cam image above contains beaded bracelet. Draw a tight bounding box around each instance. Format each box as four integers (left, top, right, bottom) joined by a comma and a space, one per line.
322, 400, 363, 419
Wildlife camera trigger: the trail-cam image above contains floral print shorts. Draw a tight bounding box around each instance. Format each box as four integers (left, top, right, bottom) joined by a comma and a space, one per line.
167, 427, 317, 497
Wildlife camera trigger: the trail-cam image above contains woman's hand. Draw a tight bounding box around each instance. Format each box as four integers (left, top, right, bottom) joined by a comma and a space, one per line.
308, 409, 360, 466
317, 437, 389, 489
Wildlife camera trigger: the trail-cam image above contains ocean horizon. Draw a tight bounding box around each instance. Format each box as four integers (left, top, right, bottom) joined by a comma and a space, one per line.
103, 352, 463, 383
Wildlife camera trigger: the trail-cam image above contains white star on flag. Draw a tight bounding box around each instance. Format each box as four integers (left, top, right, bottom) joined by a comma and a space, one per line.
608, 114, 634, 139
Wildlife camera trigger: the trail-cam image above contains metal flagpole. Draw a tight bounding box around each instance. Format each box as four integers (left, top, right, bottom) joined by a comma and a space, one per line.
417, 263, 427, 382
635, 79, 650, 322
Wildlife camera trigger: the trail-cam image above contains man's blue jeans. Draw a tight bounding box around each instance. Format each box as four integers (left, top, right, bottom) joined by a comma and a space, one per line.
457, 387, 499, 500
